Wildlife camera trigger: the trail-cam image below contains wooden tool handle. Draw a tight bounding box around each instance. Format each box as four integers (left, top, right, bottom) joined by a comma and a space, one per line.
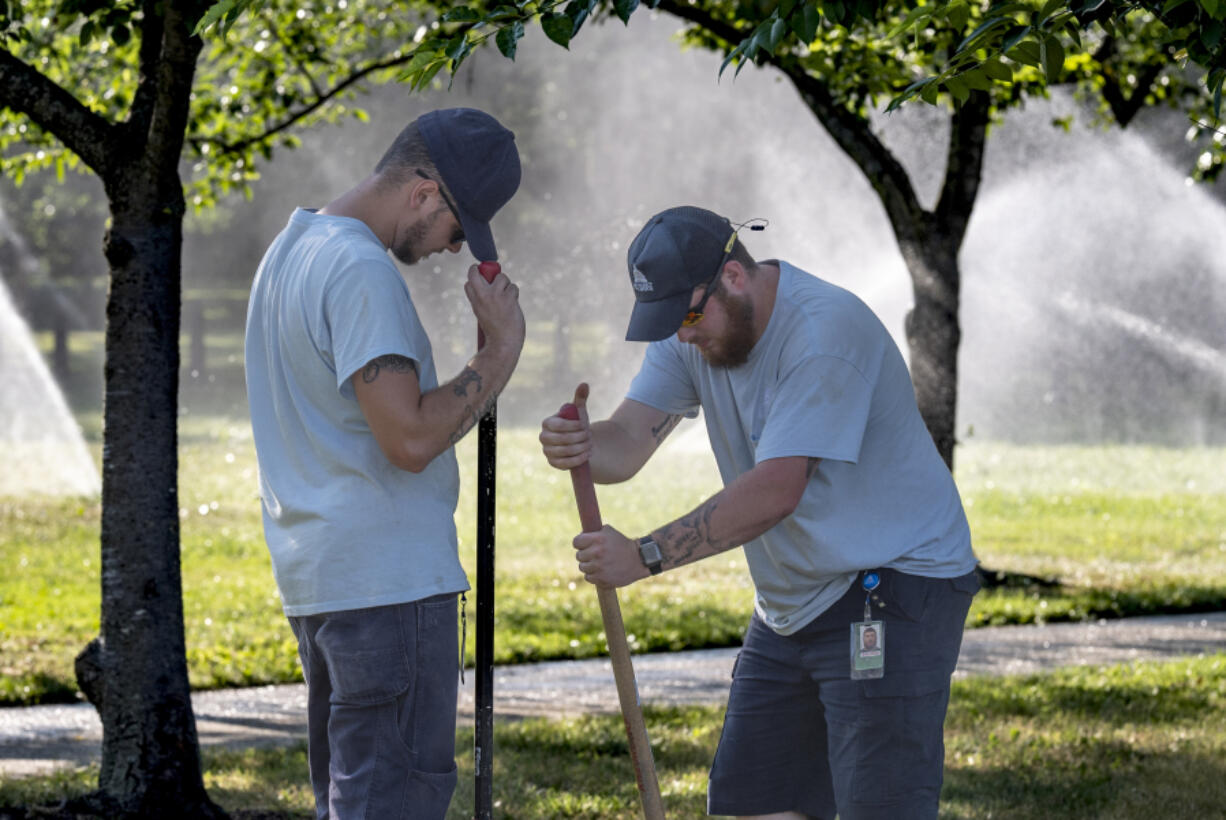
559, 403, 665, 820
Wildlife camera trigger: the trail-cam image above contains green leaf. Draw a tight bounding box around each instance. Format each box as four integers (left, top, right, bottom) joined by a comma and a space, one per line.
1162, 0, 1192, 13
1041, 34, 1065, 80
957, 16, 1012, 54
983, 58, 1013, 82
541, 11, 573, 48
192, 0, 241, 36
565, 0, 593, 35
945, 74, 970, 104
1001, 24, 1032, 53
768, 16, 788, 50
801, 3, 821, 40
960, 68, 994, 91
487, 5, 523, 20
614, 0, 639, 24
110, 23, 130, 46
1038, 0, 1065, 24
496, 20, 525, 59
948, 1, 969, 32
444, 34, 471, 63
1009, 39, 1042, 67
887, 4, 934, 39
921, 82, 940, 104
1201, 20, 1223, 49
441, 7, 481, 23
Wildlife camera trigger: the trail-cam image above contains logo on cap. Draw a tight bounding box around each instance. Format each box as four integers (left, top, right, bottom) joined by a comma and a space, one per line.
631, 267, 654, 292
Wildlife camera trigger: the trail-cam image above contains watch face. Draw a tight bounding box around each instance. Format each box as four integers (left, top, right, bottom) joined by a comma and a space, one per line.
639, 538, 663, 565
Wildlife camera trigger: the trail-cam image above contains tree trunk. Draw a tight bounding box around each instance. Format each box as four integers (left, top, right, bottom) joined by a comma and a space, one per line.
81, 178, 224, 818
901, 235, 962, 469
71, 3, 223, 816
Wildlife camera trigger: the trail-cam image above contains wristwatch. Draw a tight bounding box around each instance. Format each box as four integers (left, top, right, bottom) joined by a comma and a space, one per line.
637, 536, 664, 575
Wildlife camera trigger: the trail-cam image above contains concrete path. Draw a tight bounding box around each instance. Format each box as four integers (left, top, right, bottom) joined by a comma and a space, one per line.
3, 612, 1225, 779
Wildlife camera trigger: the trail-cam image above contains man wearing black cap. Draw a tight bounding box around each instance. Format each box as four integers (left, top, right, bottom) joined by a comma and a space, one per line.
245, 107, 523, 819
540, 205, 980, 819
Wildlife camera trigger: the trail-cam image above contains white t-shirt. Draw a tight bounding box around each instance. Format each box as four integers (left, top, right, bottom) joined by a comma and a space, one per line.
626, 260, 977, 635
244, 209, 468, 617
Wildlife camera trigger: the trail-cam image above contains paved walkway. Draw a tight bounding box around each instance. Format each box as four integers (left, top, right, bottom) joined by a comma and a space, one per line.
3, 612, 1226, 779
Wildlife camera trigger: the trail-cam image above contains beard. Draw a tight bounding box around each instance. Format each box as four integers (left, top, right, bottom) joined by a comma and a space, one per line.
390, 205, 446, 265
700, 290, 756, 368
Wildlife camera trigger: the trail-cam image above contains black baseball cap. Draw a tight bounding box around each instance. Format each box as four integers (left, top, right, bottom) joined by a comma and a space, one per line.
417, 108, 521, 262
624, 206, 735, 342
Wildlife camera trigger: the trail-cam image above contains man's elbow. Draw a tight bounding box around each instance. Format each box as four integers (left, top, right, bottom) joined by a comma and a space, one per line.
381, 439, 436, 474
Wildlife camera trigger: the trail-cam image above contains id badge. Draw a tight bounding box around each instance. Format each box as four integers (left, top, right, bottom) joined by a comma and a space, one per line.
850, 620, 884, 679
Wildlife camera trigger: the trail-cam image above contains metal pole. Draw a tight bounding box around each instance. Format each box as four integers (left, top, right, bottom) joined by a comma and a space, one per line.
474, 261, 500, 819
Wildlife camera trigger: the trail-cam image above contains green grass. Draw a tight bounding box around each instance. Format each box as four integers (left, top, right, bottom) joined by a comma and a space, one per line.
3, 654, 1225, 818
5, 330, 1226, 705
4, 422, 1226, 705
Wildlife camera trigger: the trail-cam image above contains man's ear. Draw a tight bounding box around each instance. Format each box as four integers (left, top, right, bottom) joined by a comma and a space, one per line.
722, 259, 749, 292
405, 175, 434, 214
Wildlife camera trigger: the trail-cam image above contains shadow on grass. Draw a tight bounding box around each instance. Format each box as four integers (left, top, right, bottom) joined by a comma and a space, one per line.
941, 745, 1226, 819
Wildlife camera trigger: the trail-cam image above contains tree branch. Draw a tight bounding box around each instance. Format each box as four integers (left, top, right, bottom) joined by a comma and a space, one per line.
1090, 35, 1170, 128
653, 0, 928, 239
0, 45, 115, 174
934, 90, 989, 243
191, 49, 419, 158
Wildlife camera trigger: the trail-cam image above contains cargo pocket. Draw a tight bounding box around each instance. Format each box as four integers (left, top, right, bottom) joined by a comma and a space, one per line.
316, 606, 413, 706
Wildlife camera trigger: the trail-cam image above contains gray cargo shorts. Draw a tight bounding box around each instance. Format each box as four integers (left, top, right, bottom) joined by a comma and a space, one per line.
708, 568, 980, 820
289, 593, 460, 820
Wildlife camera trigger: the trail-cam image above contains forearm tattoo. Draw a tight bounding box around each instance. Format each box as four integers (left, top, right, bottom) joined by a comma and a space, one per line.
361, 355, 417, 383
650, 413, 683, 444
446, 390, 501, 446
656, 498, 722, 567
453, 367, 483, 397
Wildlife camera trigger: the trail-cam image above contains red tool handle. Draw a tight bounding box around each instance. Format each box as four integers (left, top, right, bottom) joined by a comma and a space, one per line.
559, 404, 665, 820
476, 261, 500, 349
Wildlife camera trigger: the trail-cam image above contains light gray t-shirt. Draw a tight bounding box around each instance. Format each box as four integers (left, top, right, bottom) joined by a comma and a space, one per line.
626, 260, 976, 635
244, 208, 468, 617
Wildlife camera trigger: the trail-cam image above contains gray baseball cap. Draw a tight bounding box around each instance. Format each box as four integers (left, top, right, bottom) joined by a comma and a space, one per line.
624, 206, 735, 342
417, 108, 521, 262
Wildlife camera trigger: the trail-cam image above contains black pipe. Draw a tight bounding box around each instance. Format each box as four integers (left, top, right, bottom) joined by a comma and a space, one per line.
474, 395, 497, 817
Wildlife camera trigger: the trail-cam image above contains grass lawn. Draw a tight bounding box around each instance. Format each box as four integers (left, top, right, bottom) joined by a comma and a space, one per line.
3, 654, 1224, 818
4, 413, 1226, 705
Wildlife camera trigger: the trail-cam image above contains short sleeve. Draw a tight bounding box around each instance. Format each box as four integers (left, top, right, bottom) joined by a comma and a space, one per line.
324, 263, 424, 395
625, 340, 701, 418
754, 354, 873, 465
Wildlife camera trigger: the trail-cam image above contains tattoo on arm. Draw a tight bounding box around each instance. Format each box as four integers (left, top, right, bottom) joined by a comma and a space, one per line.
361, 355, 418, 384
453, 367, 483, 397
656, 498, 722, 567
650, 413, 683, 445
446, 390, 503, 446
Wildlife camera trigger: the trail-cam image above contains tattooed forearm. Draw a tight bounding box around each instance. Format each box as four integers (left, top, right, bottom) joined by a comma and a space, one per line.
650, 413, 683, 444
445, 389, 503, 446
656, 499, 722, 566
361, 355, 417, 384
453, 367, 483, 397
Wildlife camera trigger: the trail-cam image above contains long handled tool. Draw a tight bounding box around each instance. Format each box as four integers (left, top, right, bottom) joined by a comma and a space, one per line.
474, 260, 501, 820
559, 403, 666, 820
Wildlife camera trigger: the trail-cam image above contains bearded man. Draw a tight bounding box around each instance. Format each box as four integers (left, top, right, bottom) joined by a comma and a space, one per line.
245, 108, 524, 819
540, 205, 979, 820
